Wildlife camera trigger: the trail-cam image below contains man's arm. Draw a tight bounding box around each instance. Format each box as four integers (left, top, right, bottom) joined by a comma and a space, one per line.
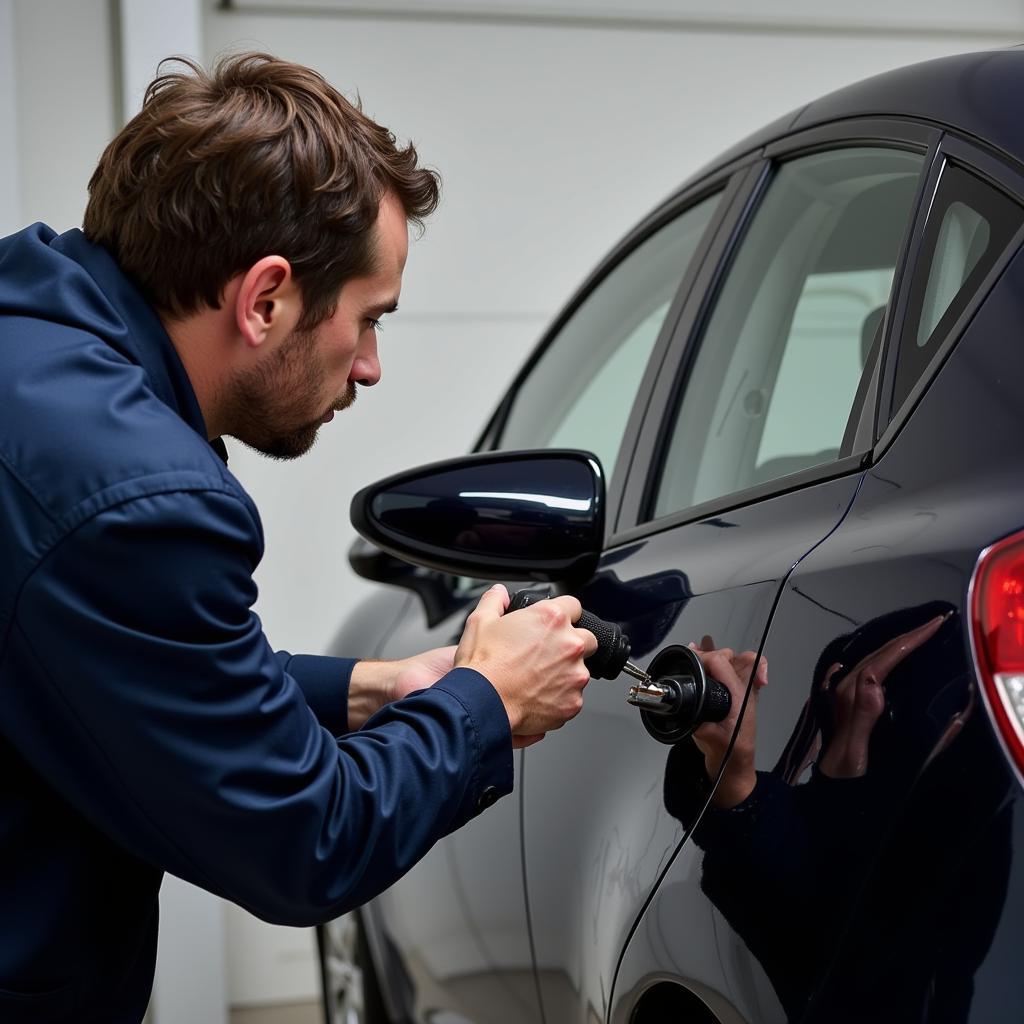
276, 647, 469, 736
274, 652, 357, 735
6, 487, 512, 925
345, 647, 457, 730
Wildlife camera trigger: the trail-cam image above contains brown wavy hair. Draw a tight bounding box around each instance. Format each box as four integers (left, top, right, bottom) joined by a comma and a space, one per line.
84, 52, 440, 329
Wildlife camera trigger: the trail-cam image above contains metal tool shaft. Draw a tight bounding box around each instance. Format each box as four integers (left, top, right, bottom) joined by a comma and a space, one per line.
621, 661, 651, 685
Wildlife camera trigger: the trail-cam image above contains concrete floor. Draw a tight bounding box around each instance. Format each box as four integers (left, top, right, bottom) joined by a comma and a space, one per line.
229, 1001, 320, 1024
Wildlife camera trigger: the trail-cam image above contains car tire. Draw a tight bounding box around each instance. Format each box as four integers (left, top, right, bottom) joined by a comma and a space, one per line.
316, 911, 389, 1024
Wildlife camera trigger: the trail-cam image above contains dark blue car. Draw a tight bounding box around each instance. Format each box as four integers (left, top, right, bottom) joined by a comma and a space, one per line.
320, 48, 1024, 1024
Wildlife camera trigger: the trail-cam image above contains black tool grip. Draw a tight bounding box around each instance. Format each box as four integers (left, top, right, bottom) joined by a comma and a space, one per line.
576, 609, 630, 679
508, 590, 545, 613
701, 677, 732, 723
508, 590, 631, 680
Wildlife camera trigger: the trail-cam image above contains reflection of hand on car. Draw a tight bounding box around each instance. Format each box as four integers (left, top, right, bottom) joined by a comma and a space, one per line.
817, 613, 948, 778
661, 604, 974, 1022
454, 584, 598, 748
689, 638, 768, 808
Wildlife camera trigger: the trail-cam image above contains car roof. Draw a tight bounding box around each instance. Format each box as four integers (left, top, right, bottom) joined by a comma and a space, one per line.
682, 46, 1024, 191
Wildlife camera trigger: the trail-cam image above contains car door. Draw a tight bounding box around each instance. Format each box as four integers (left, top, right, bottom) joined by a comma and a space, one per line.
610, 136, 1024, 1023
351, 167, 744, 1024
520, 122, 940, 1024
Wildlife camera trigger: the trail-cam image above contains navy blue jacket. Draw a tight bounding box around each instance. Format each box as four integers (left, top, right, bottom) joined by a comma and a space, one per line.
0, 224, 513, 1023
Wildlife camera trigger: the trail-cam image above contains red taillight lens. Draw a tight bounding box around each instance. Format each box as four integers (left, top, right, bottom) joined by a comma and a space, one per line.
971, 531, 1024, 773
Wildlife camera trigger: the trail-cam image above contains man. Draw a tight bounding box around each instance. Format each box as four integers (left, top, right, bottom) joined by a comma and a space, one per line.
0, 53, 596, 1022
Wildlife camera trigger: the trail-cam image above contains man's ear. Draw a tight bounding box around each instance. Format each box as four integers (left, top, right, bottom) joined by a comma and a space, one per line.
235, 256, 301, 349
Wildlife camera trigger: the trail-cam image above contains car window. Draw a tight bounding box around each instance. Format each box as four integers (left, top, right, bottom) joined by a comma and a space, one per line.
652, 147, 925, 520
891, 162, 1024, 415
496, 192, 721, 484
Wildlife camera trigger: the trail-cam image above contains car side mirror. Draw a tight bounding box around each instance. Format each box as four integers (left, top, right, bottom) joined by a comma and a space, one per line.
347, 536, 468, 628
350, 449, 605, 581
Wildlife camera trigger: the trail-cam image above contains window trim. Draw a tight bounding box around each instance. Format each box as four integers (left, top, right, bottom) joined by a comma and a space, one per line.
873, 134, 1024, 460
616, 118, 941, 542
610, 160, 768, 535
762, 117, 935, 161
612, 452, 867, 548
474, 152, 758, 543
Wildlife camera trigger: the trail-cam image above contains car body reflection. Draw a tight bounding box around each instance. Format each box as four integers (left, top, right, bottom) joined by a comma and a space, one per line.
664, 603, 1012, 1022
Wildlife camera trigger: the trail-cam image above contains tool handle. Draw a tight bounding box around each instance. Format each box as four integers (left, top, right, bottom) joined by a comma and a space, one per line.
701, 677, 732, 723
508, 590, 631, 680
508, 590, 546, 614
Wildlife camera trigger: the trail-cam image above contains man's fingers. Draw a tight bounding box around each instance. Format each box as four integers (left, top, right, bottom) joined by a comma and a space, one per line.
460, 590, 596, 737
470, 584, 510, 623
698, 649, 744, 691
574, 625, 600, 658
690, 642, 766, 697
730, 650, 767, 686
754, 656, 768, 687
537, 596, 596, 657
550, 595, 583, 626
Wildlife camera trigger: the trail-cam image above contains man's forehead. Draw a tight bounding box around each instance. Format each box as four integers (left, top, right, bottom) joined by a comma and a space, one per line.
345, 192, 408, 304
376, 192, 410, 266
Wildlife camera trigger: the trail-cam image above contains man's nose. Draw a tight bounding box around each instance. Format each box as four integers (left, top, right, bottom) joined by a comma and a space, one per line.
350, 333, 381, 387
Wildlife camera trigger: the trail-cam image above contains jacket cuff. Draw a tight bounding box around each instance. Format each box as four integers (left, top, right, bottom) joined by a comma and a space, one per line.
281, 653, 357, 736
432, 667, 514, 824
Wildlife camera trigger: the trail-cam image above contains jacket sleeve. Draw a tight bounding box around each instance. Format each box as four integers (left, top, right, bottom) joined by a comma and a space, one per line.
6, 486, 513, 926
274, 651, 356, 736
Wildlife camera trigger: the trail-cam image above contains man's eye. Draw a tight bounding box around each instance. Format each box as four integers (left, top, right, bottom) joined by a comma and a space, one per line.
366, 317, 383, 332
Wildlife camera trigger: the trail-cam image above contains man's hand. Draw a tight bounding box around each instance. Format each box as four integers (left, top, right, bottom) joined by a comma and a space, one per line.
348, 647, 455, 731
389, 646, 457, 703
453, 584, 597, 747
348, 585, 597, 747
689, 638, 768, 808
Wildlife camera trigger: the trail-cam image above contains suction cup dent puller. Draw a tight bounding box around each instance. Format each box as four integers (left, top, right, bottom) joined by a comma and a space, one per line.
628, 644, 732, 745
508, 591, 731, 743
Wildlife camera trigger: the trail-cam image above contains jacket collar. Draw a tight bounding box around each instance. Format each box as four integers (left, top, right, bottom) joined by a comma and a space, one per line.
50, 229, 219, 456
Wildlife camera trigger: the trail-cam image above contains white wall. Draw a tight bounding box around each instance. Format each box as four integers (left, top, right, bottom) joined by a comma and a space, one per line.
233, 0, 1024, 34
0, 1, 19, 236
6, 0, 1023, 1016
10, 0, 116, 232
119, 0, 203, 114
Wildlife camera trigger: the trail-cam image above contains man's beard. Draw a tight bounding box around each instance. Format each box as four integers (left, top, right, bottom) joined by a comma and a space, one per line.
224, 326, 356, 460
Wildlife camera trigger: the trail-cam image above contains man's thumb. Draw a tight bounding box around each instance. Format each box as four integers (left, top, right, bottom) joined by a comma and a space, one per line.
473, 583, 510, 621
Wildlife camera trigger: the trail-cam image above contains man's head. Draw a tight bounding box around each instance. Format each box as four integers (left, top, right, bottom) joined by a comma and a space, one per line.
83, 52, 439, 456
220, 190, 410, 459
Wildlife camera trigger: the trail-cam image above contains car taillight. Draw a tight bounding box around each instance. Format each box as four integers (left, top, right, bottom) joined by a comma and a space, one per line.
971, 530, 1024, 776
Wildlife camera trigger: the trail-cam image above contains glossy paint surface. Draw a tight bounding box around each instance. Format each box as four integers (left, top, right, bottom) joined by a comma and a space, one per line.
612, 209, 1024, 1024
793, 49, 1024, 164
523, 473, 860, 1023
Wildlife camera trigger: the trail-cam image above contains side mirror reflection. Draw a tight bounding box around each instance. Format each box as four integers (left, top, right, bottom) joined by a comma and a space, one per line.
350, 450, 605, 582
